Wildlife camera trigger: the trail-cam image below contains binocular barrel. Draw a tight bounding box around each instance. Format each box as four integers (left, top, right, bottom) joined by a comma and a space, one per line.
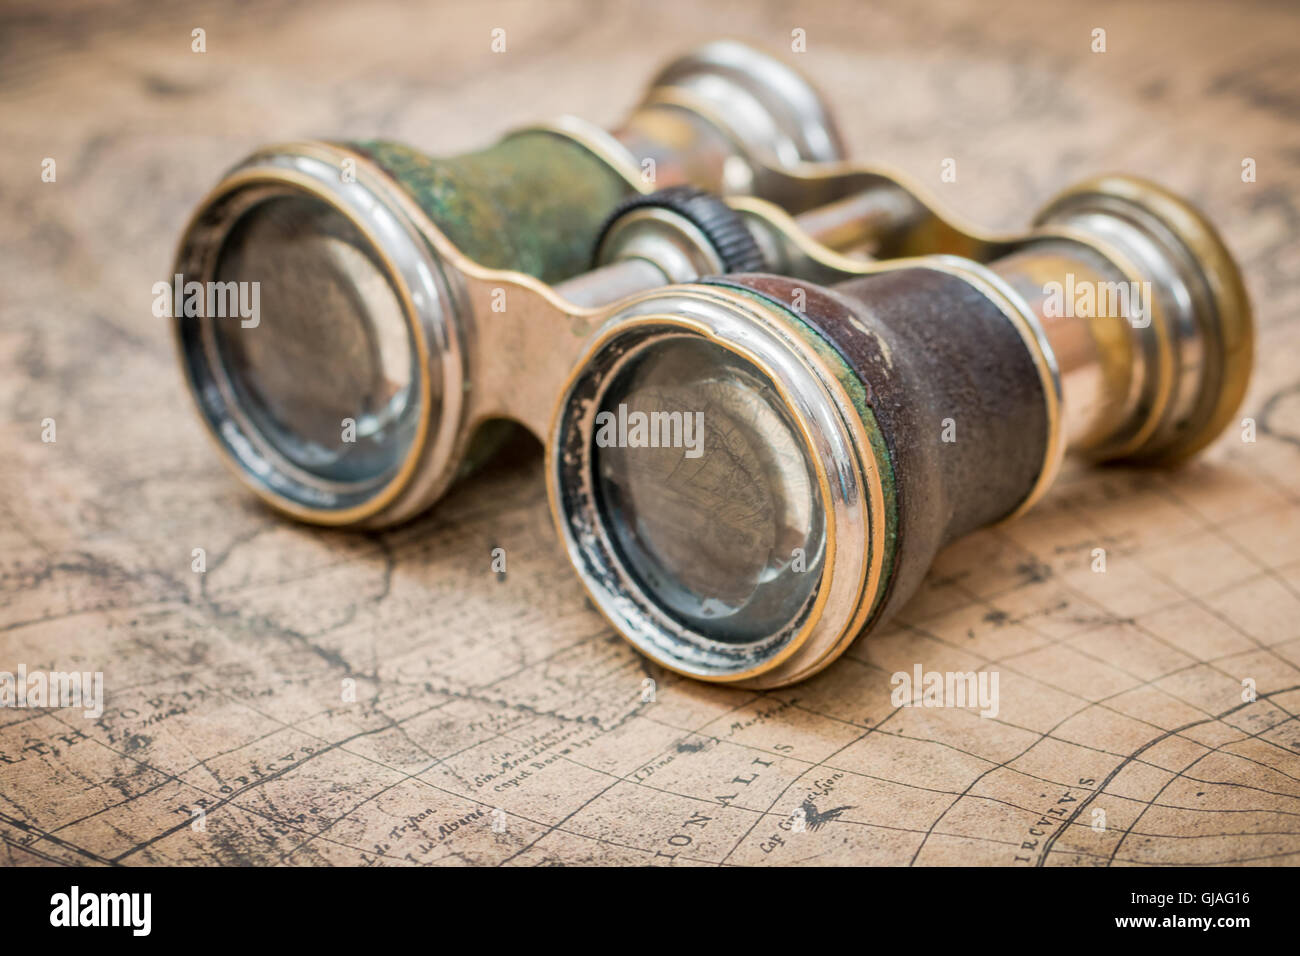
547, 177, 1250, 685
749, 175, 1253, 467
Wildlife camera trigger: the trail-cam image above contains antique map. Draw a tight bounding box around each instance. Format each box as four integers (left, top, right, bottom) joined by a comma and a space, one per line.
2, 0, 1299, 866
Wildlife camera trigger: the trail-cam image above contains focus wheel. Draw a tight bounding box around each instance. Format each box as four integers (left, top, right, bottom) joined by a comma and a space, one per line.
593, 185, 767, 274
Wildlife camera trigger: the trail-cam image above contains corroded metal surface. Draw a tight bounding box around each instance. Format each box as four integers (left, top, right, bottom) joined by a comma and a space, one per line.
352, 133, 634, 283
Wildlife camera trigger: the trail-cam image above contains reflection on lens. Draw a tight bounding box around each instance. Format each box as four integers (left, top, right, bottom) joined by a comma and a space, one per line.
211, 194, 417, 486
593, 336, 825, 643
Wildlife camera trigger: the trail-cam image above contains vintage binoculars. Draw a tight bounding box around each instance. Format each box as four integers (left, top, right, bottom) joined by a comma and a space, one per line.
173, 43, 1252, 687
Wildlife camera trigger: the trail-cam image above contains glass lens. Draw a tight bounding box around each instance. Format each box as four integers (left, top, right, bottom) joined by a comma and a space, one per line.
210, 194, 417, 486
593, 336, 825, 643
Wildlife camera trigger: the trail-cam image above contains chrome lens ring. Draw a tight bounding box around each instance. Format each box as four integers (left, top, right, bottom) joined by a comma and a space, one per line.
1035, 175, 1253, 463
173, 143, 465, 526
647, 40, 848, 168
548, 289, 877, 684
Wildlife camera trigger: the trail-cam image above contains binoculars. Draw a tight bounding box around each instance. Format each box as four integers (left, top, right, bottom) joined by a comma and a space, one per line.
173, 42, 1252, 688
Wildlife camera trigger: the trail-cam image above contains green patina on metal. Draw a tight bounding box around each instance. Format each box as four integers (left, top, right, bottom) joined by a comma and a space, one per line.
700, 283, 900, 623
349, 132, 634, 283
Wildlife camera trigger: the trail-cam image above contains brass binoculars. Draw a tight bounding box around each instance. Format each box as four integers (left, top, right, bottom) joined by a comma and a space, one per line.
173, 42, 1252, 687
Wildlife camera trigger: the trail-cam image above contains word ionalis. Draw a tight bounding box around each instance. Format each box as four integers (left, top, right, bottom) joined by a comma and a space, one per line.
152, 274, 260, 327
0, 665, 103, 718
890, 665, 1000, 718
594, 404, 705, 458
50, 887, 151, 936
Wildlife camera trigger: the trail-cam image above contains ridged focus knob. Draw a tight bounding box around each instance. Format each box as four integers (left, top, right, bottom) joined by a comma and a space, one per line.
594, 186, 767, 274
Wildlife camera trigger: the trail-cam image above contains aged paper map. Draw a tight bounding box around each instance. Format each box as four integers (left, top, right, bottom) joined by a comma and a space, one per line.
2, 0, 1298, 866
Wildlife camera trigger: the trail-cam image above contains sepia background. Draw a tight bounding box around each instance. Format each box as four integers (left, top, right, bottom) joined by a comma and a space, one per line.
2, 0, 1299, 865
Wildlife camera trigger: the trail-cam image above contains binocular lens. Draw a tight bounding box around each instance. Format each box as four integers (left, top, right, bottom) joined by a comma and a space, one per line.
591, 336, 826, 644
210, 193, 421, 488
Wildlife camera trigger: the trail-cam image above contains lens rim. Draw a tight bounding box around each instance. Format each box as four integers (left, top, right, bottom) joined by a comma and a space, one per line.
172, 143, 465, 526
1034, 175, 1253, 464
547, 288, 886, 685
645, 41, 848, 169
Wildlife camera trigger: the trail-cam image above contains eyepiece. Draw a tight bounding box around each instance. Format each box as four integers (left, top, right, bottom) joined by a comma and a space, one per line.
646, 41, 847, 168
172, 143, 459, 526
1033, 175, 1253, 464
548, 288, 886, 685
